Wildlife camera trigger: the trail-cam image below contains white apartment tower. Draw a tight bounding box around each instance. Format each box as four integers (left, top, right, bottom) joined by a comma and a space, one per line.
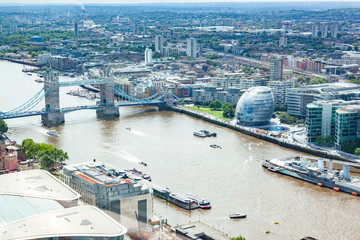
279, 37, 288, 47
145, 48, 153, 65
187, 38, 197, 58
270, 56, 283, 81
331, 24, 338, 38
312, 24, 319, 38
155, 35, 164, 53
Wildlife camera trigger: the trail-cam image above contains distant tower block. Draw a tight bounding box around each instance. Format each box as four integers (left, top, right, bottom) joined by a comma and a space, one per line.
145, 48, 152, 65
282, 21, 292, 33
42, 71, 65, 126
96, 74, 119, 119
312, 24, 319, 38
155, 35, 164, 53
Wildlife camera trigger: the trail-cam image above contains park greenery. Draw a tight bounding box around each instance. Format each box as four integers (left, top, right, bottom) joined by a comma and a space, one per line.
278, 112, 304, 125
222, 102, 235, 119
231, 236, 246, 240
20, 138, 68, 171
274, 105, 287, 112
315, 135, 335, 146
187, 100, 235, 121
0, 119, 8, 138
341, 140, 360, 155
296, 76, 329, 85
348, 74, 360, 84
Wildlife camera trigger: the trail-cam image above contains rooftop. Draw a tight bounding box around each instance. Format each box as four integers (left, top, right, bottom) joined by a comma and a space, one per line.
0, 206, 127, 240
0, 170, 80, 201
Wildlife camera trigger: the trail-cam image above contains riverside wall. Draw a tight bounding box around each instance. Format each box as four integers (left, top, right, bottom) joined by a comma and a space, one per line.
171, 107, 354, 162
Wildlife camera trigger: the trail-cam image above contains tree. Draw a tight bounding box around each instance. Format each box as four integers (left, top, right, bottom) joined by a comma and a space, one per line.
231, 236, 246, 240
342, 141, 357, 154
0, 119, 8, 137
209, 100, 222, 110
20, 138, 68, 170
222, 103, 235, 119
354, 148, 360, 156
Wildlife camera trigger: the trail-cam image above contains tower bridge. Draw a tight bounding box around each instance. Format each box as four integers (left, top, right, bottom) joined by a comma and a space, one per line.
0, 70, 177, 126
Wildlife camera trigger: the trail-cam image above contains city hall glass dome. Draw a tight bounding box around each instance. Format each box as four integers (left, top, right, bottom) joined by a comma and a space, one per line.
235, 86, 274, 126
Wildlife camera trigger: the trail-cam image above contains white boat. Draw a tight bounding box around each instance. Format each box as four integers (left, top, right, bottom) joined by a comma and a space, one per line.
47, 130, 59, 137
230, 213, 247, 219
193, 131, 206, 137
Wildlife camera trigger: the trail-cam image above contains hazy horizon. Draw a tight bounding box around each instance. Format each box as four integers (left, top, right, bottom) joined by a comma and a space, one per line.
0, 0, 360, 4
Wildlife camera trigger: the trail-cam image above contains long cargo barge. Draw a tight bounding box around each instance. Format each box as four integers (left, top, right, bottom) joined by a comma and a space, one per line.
262, 156, 360, 196
150, 184, 201, 210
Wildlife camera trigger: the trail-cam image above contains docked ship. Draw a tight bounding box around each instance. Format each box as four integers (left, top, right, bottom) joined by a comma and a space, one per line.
263, 156, 360, 196
185, 193, 211, 209
126, 168, 152, 181
151, 184, 199, 210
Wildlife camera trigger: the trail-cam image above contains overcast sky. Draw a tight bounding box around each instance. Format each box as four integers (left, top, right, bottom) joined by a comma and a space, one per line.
0, 0, 359, 4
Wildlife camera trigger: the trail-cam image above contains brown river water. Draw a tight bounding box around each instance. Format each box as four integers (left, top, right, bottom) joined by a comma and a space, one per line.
1, 61, 359, 240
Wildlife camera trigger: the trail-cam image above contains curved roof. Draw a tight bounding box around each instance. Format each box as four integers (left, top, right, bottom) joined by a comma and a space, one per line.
0, 170, 80, 201
0, 206, 127, 240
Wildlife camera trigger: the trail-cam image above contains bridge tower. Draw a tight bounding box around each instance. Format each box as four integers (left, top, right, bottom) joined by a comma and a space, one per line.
96, 66, 119, 118
41, 71, 65, 126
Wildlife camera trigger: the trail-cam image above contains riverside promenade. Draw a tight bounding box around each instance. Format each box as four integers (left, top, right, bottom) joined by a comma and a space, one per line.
171, 105, 359, 163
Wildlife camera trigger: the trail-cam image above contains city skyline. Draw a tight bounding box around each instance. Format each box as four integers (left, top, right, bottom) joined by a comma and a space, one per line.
1, 0, 360, 4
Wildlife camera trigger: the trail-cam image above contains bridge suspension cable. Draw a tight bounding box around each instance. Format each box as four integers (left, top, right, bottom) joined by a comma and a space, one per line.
2, 88, 49, 114
4, 87, 45, 113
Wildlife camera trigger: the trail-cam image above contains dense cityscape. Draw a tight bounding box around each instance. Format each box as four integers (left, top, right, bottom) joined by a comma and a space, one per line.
0, 1, 360, 240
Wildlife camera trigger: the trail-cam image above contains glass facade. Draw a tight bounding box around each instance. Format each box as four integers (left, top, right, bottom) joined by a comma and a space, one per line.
235, 86, 274, 126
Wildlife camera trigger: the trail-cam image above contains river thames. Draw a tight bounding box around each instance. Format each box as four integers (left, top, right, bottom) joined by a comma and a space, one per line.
1, 61, 359, 240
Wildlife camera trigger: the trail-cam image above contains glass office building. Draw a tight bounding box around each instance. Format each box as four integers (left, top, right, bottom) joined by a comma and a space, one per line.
235, 86, 274, 126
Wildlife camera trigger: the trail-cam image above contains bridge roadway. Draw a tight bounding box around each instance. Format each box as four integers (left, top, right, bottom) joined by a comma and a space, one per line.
0, 100, 166, 119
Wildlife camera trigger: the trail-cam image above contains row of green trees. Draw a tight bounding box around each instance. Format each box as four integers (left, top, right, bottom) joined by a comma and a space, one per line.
20, 139, 68, 171
315, 135, 335, 146
278, 112, 304, 125
296, 76, 329, 85
209, 100, 235, 119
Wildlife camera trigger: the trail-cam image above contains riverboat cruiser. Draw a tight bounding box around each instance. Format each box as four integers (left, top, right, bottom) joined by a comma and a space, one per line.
230, 213, 247, 219
263, 156, 360, 196
47, 130, 59, 137
168, 193, 199, 210
127, 168, 151, 181
185, 193, 211, 209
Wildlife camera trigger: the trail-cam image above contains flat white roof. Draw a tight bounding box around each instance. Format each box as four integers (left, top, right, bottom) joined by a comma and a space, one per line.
0, 206, 127, 240
0, 170, 80, 201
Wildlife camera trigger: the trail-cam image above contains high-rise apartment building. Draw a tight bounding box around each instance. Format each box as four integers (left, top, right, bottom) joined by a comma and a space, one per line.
144, 48, 152, 65
74, 21, 79, 37
155, 35, 164, 53
331, 24, 338, 38
269, 56, 283, 81
321, 24, 328, 38
282, 21, 292, 33
279, 37, 288, 47
312, 24, 319, 38
187, 38, 197, 58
